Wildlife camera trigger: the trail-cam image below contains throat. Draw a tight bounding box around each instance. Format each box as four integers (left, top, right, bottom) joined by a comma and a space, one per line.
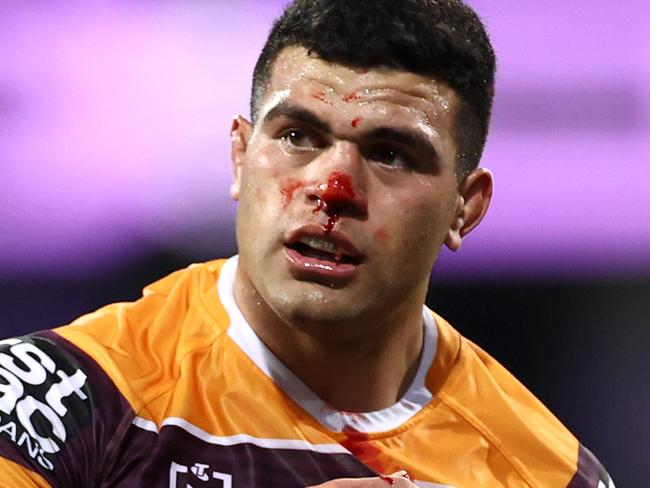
286, 333, 425, 413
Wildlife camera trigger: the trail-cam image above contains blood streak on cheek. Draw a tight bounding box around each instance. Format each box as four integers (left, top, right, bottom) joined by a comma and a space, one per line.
379, 475, 396, 485
280, 178, 306, 208
312, 172, 356, 234
350, 117, 362, 128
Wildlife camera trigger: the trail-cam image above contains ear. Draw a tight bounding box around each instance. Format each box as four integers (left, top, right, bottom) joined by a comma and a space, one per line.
444, 168, 493, 252
230, 115, 253, 201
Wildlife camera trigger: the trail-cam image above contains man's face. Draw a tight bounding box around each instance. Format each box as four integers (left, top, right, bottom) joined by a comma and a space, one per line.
232, 46, 483, 333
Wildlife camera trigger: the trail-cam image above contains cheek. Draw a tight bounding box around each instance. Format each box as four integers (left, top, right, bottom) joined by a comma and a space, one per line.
373, 227, 389, 243
248, 136, 278, 169
279, 177, 308, 209
394, 200, 448, 251
236, 173, 282, 235
240, 150, 285, 206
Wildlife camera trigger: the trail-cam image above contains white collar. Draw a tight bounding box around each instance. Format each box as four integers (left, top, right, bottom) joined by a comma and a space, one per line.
218, 255, 438, 433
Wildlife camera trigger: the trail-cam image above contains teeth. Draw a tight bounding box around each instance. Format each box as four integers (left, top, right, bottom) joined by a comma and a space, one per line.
299, 237, 338, 254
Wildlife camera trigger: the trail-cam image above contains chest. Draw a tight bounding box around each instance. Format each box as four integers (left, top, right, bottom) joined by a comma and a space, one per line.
102, 420, 375, 488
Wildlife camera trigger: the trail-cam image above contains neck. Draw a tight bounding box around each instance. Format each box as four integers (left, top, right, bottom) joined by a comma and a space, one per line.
283, 320, 424, 412
233, 265, 426, 413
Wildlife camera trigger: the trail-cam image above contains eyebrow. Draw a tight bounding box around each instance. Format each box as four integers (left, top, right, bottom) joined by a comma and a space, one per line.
262, 101, 331, 133
261, 101, 439, 158
365, 127, 439, 159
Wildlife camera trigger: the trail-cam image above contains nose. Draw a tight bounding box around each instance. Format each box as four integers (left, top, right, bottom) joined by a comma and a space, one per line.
307, 142, 368, 220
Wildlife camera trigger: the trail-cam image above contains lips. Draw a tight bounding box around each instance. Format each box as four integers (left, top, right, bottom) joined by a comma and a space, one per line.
284, 226, 364, 282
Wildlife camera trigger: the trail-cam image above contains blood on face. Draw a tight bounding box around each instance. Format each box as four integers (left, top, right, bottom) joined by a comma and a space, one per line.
280, 172, 362, 234
374, 227, 389, 242
280, 178, 306, 208
343, 91, 361, 102
311, 91, 328, 103
312, 172, 356, 234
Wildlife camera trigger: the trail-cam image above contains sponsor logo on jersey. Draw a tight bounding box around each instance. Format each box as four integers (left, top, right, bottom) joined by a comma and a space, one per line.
169, 461, 232, 488
0, 337, 89, 471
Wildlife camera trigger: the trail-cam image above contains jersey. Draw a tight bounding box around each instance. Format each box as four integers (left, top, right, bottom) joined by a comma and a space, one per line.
0, 257, 615, 487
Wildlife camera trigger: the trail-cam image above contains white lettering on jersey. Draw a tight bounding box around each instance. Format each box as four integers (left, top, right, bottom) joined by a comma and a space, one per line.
0, 342, 56, 384
45, 369, 88, 416
0, 337, 89, 470
0, 367, 24, 414
16, 396, 67, 454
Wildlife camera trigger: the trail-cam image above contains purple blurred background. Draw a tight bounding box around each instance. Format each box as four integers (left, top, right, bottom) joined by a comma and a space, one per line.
2, 0, 649, 280
1, 1, 648, 485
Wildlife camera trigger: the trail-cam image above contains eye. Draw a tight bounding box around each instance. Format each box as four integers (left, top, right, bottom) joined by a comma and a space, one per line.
365, 145, 414, 170
279, 129, 324, 151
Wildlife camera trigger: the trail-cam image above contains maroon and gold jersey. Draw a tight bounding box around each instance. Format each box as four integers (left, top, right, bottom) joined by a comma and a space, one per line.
0, 257, 614, 487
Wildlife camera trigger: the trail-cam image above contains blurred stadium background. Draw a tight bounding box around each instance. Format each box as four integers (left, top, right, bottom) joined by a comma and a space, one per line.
1, 1, 648, 484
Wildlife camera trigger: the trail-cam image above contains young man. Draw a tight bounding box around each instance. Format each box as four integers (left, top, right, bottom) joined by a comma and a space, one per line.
0, 1, 613, 487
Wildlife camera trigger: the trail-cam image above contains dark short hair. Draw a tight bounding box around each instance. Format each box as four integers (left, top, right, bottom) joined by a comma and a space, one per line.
251, 0, 496, 176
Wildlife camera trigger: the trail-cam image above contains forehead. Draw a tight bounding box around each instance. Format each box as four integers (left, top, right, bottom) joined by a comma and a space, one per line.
262, 46, 459, 127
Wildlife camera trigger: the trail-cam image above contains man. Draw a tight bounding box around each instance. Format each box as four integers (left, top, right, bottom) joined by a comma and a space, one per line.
0, 1, 613, 487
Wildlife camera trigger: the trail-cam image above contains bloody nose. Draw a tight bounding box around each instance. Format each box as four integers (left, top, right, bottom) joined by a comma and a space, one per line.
320, 172, 355, 205
311, 172, 368, 233
317, 172, 367, 214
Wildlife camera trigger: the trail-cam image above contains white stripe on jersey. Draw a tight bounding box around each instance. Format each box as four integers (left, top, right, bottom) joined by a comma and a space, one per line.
132, 416, 159, 433
132, 415, 349, 454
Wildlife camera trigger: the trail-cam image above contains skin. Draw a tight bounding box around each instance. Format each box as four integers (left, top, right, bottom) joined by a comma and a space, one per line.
230, 46, 492, 415
307, 471, 415, 487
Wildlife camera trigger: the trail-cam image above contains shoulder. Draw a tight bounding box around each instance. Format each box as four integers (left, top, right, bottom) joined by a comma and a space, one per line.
0, 259, 233, 486
54, 258, 232, 410
429, 311, 614, 487
0, 331, 131, 485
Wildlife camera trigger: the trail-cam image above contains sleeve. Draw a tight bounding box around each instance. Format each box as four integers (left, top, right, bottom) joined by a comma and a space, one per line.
0, 331, 134, 487
567, 444, 616, 488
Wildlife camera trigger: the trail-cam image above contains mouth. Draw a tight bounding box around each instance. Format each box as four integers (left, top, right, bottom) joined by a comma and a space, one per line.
283, 227, 364, 282
286, 236, 361, 265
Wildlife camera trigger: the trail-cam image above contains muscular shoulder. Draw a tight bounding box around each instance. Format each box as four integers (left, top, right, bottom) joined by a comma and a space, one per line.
0, 260, 232, 486
54, 259, 231, 409
0, 331, 131, 485
430, 312, 614, 487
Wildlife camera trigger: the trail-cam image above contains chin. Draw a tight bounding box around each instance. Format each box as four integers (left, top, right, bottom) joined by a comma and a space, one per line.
269, 286, 366, 330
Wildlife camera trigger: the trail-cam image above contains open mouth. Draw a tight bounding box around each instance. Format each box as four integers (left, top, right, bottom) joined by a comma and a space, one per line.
286, 236, 361, 265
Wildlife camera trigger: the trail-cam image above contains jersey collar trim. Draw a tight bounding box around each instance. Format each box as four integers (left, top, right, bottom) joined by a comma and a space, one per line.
218, 255, 438, 434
